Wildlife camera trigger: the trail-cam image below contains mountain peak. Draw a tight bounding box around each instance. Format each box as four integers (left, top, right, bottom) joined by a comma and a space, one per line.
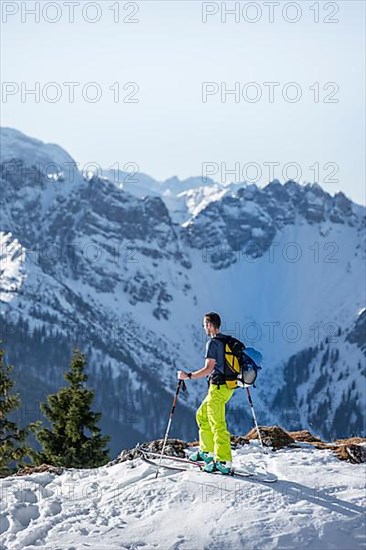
0, 126, 77, 182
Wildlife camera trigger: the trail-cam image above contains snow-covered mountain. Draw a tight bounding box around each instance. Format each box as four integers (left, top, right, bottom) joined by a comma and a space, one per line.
273, 310, 366, 440
101, 167, 247, 225
1, 440, 365, 549
1, 127, 365, 455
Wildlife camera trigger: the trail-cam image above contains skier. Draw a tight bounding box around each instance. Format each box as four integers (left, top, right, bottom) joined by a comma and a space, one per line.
177, 312, 234, 475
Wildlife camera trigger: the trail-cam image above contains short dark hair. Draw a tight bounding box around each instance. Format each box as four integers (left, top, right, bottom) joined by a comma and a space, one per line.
204, 312, 221, 329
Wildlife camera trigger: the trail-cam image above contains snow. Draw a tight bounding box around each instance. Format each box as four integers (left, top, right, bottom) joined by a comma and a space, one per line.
1, 443, 365, 549
0, 232, 26, 302
0, 128, 77, 180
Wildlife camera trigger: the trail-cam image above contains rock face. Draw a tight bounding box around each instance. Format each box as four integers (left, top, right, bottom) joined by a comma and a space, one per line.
1, 128, 365, 455
183, 179, 361, 269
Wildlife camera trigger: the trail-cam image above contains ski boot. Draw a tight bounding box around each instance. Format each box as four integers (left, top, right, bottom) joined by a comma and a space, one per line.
189, 450, 214, 464
203, 460, 232, 475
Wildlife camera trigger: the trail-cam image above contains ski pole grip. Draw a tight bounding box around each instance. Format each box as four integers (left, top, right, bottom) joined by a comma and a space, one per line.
176, 379, 186, 393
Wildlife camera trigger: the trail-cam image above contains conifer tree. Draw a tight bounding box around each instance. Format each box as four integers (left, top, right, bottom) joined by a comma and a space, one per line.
0, 348, 31, 476
37, 349, 110, 468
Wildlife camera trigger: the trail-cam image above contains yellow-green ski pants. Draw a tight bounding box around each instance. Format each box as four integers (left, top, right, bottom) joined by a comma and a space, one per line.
196, 383, 234, 462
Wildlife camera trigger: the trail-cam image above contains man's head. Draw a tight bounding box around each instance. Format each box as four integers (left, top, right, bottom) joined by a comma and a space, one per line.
203, 312, 221, 336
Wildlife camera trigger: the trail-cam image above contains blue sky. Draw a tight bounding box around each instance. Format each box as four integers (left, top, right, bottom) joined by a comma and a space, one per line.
1, 0, 365, 204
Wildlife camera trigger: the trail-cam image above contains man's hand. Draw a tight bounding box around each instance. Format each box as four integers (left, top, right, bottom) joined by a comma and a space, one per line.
177, 370, 190, 380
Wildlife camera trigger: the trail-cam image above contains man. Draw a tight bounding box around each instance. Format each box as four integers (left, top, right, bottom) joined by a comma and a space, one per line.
177, 312, 234, 475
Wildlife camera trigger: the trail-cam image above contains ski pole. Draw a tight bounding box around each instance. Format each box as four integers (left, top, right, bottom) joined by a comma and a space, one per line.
155, 379, 186, 478
245, 386, 265, 452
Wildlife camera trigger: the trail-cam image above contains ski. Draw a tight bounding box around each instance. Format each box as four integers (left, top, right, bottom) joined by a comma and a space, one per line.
193, 468, 277, 482
139, 449, 204, 471
233, 470, 277, 483
139, 449, 277, 482
139, 449, 204, 467
140, 452, 199, 472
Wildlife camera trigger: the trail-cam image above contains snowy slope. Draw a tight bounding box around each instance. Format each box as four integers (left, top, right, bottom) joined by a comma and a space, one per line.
0, 127, 75, 172
0, 232, 26, 303
0, 443, 365, 549
272, 310, 366, 440
1, 127, 365, 454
